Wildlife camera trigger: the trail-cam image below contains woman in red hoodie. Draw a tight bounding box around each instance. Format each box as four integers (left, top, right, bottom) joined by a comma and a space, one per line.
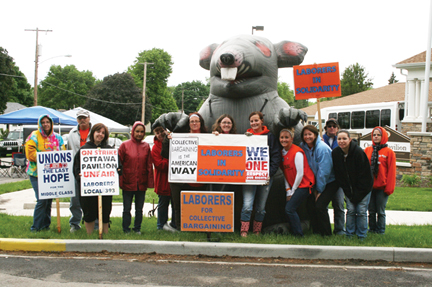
364, 127, 396, 234
151, 126, 176, 231
119, 121, 154, 234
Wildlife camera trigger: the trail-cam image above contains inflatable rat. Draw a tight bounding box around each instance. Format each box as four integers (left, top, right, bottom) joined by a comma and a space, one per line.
153, 34, 308, 143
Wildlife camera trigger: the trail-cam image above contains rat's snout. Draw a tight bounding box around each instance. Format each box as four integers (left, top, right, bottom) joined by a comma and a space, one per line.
220, 53, 235, 66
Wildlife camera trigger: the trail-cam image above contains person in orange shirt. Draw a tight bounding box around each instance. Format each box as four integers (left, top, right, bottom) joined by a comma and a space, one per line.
364, 127, 396, 234
279, 128, 315, 236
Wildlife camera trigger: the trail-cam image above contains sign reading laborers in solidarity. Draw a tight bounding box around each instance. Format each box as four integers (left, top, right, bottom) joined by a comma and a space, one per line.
293, 62, 341, 100
169, 134, 268, 184
181, 191, 234, 232
80, 148, 119, 196
37, 150, 75, 200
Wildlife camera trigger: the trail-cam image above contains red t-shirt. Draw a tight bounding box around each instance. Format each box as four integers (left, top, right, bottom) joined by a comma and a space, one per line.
79, 128, 90, 147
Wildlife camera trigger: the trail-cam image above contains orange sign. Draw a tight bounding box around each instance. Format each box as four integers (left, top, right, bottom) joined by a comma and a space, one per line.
197, 146, 246, 182
181, 191, 234, 232
293, 62, 341, 100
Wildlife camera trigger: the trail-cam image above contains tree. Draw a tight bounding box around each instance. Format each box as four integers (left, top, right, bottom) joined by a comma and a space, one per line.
388, 72, 399, 85
128, 48, 177, 122
172, 81, 210, 114
340, 63, 373, 97
84, 72, 151, 125
38, 65, 96, 110
7, 66, 33, 106
0, 47, 16, 113
277, 81, 294, 106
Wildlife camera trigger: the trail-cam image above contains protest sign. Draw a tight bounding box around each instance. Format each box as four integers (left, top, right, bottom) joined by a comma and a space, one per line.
181, 191, 234, 232
37, 150, 75, 200
80, 148, 119, 196
169, 134, 268, 184
293, 62, 341, 100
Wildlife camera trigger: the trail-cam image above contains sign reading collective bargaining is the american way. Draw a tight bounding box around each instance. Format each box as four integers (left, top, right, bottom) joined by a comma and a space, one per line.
37, 150, 75, 200
169, 134, 269, 184
80, 148, 119, 196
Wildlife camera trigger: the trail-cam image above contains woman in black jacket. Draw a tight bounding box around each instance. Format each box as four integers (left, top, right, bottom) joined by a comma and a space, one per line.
331, 130, 373, 239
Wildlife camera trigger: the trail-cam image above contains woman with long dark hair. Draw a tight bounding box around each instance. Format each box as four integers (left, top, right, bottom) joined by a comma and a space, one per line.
73, 123, 121, 235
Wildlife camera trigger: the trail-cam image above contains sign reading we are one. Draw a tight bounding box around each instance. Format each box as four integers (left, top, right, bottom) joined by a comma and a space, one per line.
168, 133, 269, 185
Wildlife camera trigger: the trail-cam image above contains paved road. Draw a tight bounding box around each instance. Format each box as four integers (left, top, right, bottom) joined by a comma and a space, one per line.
0, 253, 431, 286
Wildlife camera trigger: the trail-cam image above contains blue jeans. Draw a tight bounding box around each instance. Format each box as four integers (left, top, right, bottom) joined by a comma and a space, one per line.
241, 178, 273, 222
157, 195, 176, 230
332, 187, 346, 235
30, 175, 52, 231
285, 187, 309, 236
69, 178, 82, 228
346, 192, 371, 238
368, 189, 389, 234
122, 190, 146, 233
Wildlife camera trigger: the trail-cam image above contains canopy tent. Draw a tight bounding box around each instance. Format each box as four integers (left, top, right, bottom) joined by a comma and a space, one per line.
0, 106, 77, 125
63, 107, 130, 135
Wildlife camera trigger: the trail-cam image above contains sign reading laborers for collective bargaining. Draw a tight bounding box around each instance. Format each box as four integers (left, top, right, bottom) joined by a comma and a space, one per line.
80, 148, 119, 196
293, 62, 341, 100
37, 151, 75, 200
169, 134, 268, 185
181, 191, 234, 232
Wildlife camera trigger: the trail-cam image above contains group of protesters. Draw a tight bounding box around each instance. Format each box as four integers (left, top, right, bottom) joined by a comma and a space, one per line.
25, 109, 396, 239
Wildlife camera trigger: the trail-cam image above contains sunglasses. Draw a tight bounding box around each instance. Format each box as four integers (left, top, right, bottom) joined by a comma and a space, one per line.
327, 125, 337, 128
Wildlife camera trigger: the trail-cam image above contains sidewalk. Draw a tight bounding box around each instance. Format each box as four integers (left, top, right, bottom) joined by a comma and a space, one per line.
1, 188, 431, 263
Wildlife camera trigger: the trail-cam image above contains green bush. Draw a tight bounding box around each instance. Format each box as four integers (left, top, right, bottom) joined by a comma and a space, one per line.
0, 128, 9, 140
401, 174, 421, 187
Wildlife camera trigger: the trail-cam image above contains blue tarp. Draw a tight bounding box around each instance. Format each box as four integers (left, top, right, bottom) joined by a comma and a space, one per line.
0, 106, 77, 125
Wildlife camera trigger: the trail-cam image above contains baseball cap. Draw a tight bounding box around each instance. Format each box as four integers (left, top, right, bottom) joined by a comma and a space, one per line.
325, 118, 339, 128
76, 110, 90, 118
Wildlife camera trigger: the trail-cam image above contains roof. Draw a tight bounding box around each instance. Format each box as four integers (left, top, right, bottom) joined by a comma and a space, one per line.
3, 102, 27, 115
300, 82, 432, 116
397, 50, 432, 65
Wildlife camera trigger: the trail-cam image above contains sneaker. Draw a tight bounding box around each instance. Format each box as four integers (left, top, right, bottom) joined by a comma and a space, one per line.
163, 222, 179, 233
134, 231, 142, 235
70, 226, 81, 233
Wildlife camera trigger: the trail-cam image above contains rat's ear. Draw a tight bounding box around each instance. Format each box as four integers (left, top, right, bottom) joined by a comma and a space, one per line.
199, 43, 219, 70
275, 41, 308, 68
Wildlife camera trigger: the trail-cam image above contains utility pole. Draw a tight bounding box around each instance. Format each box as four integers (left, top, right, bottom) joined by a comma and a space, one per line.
25, 28, 53, 106
182, 90, 184, 114
138, 62, 154, 123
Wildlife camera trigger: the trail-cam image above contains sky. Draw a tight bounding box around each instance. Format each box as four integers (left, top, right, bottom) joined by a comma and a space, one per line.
1, 0, 431, 94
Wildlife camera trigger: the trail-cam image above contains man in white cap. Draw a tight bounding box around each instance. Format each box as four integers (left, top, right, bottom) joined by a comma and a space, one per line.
68, 109, 91, 232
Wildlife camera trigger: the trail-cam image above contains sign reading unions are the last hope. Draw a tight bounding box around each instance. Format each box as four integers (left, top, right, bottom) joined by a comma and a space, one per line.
37, 150, 75, 200
169, 134, 269, 185
293, 62, 341, 100
80, 148, 120, 196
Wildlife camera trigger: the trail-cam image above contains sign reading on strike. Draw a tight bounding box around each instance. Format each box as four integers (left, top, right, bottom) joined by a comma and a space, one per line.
80, 148, 120, 196
293, 62, 341, 99
181, 191, 234, 232
37, 151, 75, 199
169, 134, 269, 184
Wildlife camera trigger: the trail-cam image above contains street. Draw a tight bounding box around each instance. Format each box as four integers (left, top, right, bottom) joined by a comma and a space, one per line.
0, 252, 431, 286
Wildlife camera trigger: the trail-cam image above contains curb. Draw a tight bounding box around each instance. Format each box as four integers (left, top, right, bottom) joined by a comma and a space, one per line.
1, 238, 431, 263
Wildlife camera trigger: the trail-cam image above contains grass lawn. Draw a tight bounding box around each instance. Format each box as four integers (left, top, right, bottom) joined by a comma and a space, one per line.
0, 213, 431, 248
2, 180, 431, 211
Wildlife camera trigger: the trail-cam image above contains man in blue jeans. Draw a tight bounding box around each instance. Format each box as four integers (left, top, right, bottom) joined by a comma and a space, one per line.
68, 110, 91, 233
322, 118, 346, 235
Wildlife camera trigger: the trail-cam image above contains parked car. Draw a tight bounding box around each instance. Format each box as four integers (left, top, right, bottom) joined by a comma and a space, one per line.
0, 130, 24, 157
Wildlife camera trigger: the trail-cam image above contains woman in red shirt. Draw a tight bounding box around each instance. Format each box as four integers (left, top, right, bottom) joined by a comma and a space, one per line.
118, 121, 154, 234
279, 128, 315, 236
